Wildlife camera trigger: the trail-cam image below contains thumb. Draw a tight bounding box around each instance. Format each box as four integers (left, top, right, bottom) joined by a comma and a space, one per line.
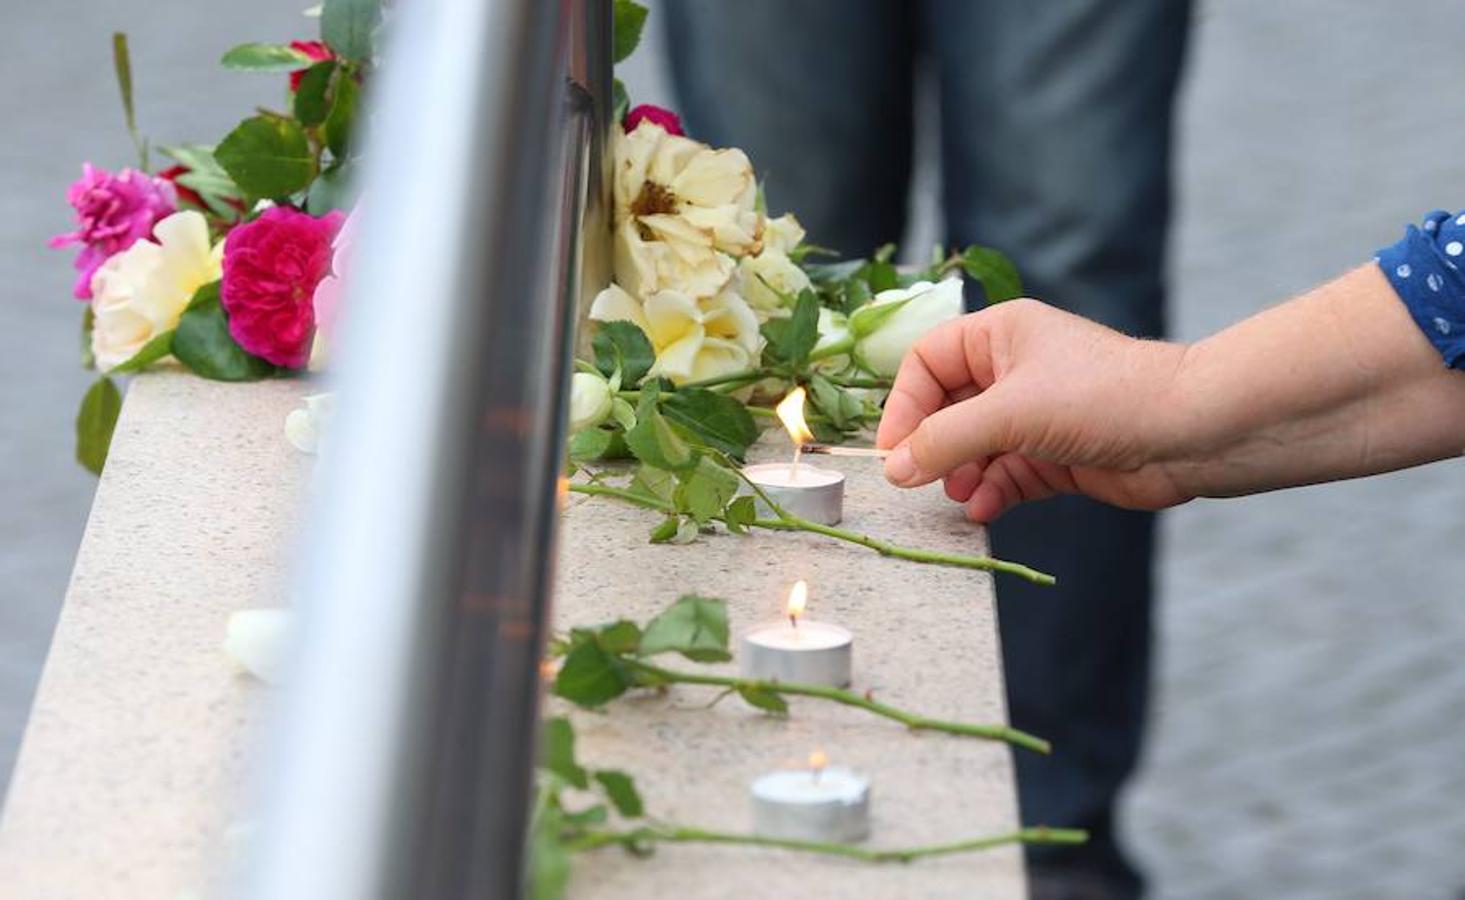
883, 387, 1017, 488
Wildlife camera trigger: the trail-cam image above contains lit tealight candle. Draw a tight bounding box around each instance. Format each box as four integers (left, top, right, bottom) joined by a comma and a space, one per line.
751, 750, 871, 843
742, 387, 846, 525
740, 581, 853, 687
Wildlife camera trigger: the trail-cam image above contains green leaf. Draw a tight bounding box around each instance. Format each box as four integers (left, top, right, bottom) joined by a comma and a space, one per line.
321, 0, 383, 62
760, 289, 820, 366
324, 69, 359, 158
527, 803, 572, 900
612, 0, 649, 63
660, 389, 758, 459
109, 329, 174, 375
215, 115, 315, 199
723, 495, 757, 534
293, 61, 337, 125
674, 456, 739, 524
568, 427, 614, 462
592, 321, 654, 386
307, 160, 356, 214
961, 245, 1023, 304
807, 373, 866, 432
611, 78, 630, 126
625, 388, 697, 471
593, 770, 644, 818
561, 804, 608, 827
160, 144, 245, 220
76, 377, 122, 475
541, 717, 588, 789
630, 465, 676, 505
648, 516, 680, 543
553, 639, 630, 707
80, 307, 95, 370
638, 595, 731, 663
737, 684, 789, 714
172, 282, 280, 381
848, 295, 911, 339
220, 42, 314, 71
610, 396, 637, 432
112, 33, 147, 169
594, 620, 643, 654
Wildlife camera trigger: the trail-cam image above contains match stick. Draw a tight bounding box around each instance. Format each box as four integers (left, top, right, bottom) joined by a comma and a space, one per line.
801, 443, 891, 459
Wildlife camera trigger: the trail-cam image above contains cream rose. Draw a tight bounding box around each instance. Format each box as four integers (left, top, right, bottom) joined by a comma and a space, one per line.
88, 210, 223, 371
590, 282, 762, 384
848, 278, 965, 376
761, 213, 806, 255
737, 248, 812, 322
612, 121, 762, 300
568, 372, 614, 433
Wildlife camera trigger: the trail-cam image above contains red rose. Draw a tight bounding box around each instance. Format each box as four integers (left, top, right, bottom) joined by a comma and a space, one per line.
625, 104, 684, 136
222, 207, 345, 368
288, 40, 335, 92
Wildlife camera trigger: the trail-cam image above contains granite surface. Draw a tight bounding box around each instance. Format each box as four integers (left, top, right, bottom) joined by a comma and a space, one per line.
0, 372, 312, 899
0, 372, 1025, 899
555, 450, 1025, 899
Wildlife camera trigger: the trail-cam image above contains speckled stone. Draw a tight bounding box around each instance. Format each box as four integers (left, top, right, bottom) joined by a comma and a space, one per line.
555, 443, 1025, 899
0, 372, 312, 900
0, 375, 1025, 900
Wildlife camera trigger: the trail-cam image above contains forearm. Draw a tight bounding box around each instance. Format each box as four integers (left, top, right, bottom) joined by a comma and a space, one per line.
1162, 264, 1465, 496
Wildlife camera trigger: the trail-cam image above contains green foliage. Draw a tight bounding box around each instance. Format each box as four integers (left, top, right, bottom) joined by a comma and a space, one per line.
324, 70, 359, 157
960, 245, 1024, 303
737, 684, 788, 714
760, 288, 820, 366
321, 0, 383, 63
293, 61, 337, 125
554, 638, 632, 707
75, 376, 121, 475
625, 387, 696, 471
80, 307, 95, 370
660, 389, 757, 460
111, 32, 147, 170
806, 373, 870, 433
109, 329, 175, 375
612, 0, 649, 63
172, 282, 280, 381
159, 145, 245, 220
220, 43, 314, 71
307, 161, 356, 214
542, 717, 589, 789
611, 78, 630, 126
637, 594, 731, 662
592, 320, 654, 386
593, 770, 643, 818
215, 115, 316, 199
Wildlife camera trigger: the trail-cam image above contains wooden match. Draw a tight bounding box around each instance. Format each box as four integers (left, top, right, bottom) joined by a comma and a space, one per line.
801, 444, 892, 459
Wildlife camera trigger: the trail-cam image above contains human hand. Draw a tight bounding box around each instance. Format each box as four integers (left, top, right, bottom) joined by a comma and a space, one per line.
876, 298, 1194, 522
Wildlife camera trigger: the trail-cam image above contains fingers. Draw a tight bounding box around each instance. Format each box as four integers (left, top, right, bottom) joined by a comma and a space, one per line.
876, 314, 996, 451
943, 460, 986, 503
885, 387, 1016, 487
963, 454, 1071, 522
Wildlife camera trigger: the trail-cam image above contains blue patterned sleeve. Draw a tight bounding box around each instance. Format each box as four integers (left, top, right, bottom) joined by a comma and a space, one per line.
1376, 210, 1465, 368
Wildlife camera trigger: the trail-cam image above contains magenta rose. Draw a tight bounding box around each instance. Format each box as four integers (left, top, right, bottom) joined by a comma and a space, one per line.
625, 104, 684, 137
288, 40, 335, 92
49, 163, 176, 299
221, 207, 345, 368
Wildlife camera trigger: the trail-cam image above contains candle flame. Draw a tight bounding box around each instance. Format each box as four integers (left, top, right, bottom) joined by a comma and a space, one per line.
775, 387, 814, 447
808, 749, 828, 773
785, 579, 808, 625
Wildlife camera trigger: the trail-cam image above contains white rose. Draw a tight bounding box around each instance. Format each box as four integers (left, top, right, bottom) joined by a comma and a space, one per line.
849, 278, 964, 376
568, 372, 613, 433
224, 608, 291, 685
762, 213, 806, 255
737, 248, 812, 321
284, 392, 335, 454
89, 210, 223, 371
612, 121, 763, 299
591, 282, 762, 384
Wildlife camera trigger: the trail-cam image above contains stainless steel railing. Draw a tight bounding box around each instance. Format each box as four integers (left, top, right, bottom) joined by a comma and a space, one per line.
243, 1, 611, 897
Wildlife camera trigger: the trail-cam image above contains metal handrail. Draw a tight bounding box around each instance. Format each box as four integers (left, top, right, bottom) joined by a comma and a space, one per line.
242, 1, 610, 897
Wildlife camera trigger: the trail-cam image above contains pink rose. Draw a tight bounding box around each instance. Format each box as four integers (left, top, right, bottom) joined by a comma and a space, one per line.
221, 207, 345, 368
49, 164, 176, 299
625, 104, 684, 137
289, 40, 335, 92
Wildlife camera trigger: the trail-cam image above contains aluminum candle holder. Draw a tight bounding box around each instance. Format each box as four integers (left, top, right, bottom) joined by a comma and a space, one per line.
750, 765, 871, 843
741, 462, 845, 526
739, 619, 853, 688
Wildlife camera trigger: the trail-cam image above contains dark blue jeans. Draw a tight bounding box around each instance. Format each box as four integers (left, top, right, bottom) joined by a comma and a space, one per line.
663, 2, 1190, 894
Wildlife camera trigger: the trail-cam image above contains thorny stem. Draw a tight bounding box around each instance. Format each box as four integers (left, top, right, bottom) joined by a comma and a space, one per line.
627, 659, 1051, 755
568, 824, 1088, 860
564, 481, 1056, 587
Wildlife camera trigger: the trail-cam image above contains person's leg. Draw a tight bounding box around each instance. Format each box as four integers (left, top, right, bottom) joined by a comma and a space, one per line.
922, 1, 1192, 896
661, 0, 917, 256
